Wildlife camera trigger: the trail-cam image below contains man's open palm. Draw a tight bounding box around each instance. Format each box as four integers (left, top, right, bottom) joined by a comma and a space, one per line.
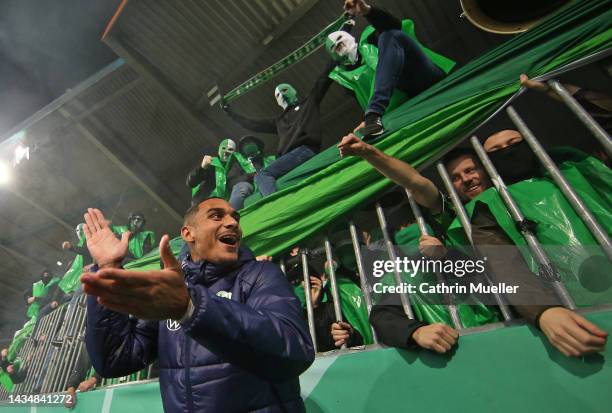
81, 234, 189, 320
83, 208, 130, 268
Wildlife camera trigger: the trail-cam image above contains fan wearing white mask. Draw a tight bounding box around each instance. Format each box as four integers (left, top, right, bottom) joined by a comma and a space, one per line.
221, 21, 355, 197
326, 0, 454, 140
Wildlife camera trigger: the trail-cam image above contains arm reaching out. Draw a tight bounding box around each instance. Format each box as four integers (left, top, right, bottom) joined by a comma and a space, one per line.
222, 103, 277, 134
338, 134, 441, 212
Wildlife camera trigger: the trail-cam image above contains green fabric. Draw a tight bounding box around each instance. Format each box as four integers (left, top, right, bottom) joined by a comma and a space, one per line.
113, 226, 156, 260
31, 276, 60, 317
237, 0, 612, 257
59, 254, 84, 294
26, 301, 40, 319
32, 278, 59, 298
329, 19, 456, 112
0, 370, 13, 393
192, 152, 255, 199
223, 15, 350, 102
59, 236, 87, 294
294, 277, 374, 345
7, 318, 36, 361
446, 151, 612, 306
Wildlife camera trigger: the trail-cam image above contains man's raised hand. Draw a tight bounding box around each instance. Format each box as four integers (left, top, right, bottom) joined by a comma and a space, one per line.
344, 0, 371, 16
337, 133, 371, 158
81, 234, 190, 321
201, 155, 213, 169
83, 208, 129, 269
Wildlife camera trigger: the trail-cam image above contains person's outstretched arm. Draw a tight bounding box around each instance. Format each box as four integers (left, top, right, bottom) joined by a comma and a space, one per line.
222, 102, 277, 134
344, 0, 401, 32
186, 156, 214, 188
338, 134, 441, 212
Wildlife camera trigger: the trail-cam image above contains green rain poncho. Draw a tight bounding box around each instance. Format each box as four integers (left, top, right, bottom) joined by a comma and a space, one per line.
294, 275, 374, 345
192, 152, 259, 199
113, 226, 156, 260
384, 224, 500, 327
329, 19, 456, 113
7, 317, 36, 361
0, 370, 12, 393
446, 148, 612, 307
26, 276, 61, 319
59, 227, 87, 294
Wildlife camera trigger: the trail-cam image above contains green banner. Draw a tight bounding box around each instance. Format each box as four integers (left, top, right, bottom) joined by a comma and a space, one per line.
223, 14, 349, 102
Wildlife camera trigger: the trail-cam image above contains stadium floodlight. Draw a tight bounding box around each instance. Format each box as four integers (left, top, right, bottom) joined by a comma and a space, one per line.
57, 261, 63, 266
0, 161, 11, 185
14, 144, 30, 165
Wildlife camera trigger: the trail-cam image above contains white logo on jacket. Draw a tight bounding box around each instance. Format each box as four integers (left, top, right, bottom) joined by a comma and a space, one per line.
216, 291, 232, 299
166, 319, 181, 331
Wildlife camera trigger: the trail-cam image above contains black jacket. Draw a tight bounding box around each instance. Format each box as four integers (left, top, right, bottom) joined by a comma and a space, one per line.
225, 62, 335, 157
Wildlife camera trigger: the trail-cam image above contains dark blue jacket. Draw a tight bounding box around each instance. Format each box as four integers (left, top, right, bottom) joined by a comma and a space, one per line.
86, 247, 314, 413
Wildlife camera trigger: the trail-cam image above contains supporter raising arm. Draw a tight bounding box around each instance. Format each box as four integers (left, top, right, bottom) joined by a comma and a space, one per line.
339, 133, 608, 357
338, 133, 441, 212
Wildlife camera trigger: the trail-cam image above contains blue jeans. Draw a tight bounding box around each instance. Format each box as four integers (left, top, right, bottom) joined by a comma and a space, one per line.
367, 30, 445, 116
229, 181, 253, 210
255, 145, 316, 197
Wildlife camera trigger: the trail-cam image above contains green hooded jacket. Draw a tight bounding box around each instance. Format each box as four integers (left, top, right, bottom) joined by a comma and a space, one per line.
329, 19, 456, 112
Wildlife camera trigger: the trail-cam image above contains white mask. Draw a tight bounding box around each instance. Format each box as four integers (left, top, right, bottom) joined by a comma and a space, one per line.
327, 31, 359, 66
275, 87, 288, 110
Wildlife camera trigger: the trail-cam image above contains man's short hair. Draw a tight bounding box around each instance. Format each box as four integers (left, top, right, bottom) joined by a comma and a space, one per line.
442, 147, 480, 168
184, 196, 225, 224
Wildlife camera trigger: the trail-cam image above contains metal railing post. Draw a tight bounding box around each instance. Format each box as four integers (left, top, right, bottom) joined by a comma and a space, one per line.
323, 237, 346, 349
404, 190, 463, 329
547, 80, 612, 158
300, 251, 318, 353
471, 136, 576, 309
507, 106, 612, 261
348, 221, 378, 343
374, 202, 415, 320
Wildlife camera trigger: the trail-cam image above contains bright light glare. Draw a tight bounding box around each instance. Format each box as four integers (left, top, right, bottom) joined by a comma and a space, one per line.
14, 145, 30, 165
56, 261, 63, 266
0, 162, 11, 185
